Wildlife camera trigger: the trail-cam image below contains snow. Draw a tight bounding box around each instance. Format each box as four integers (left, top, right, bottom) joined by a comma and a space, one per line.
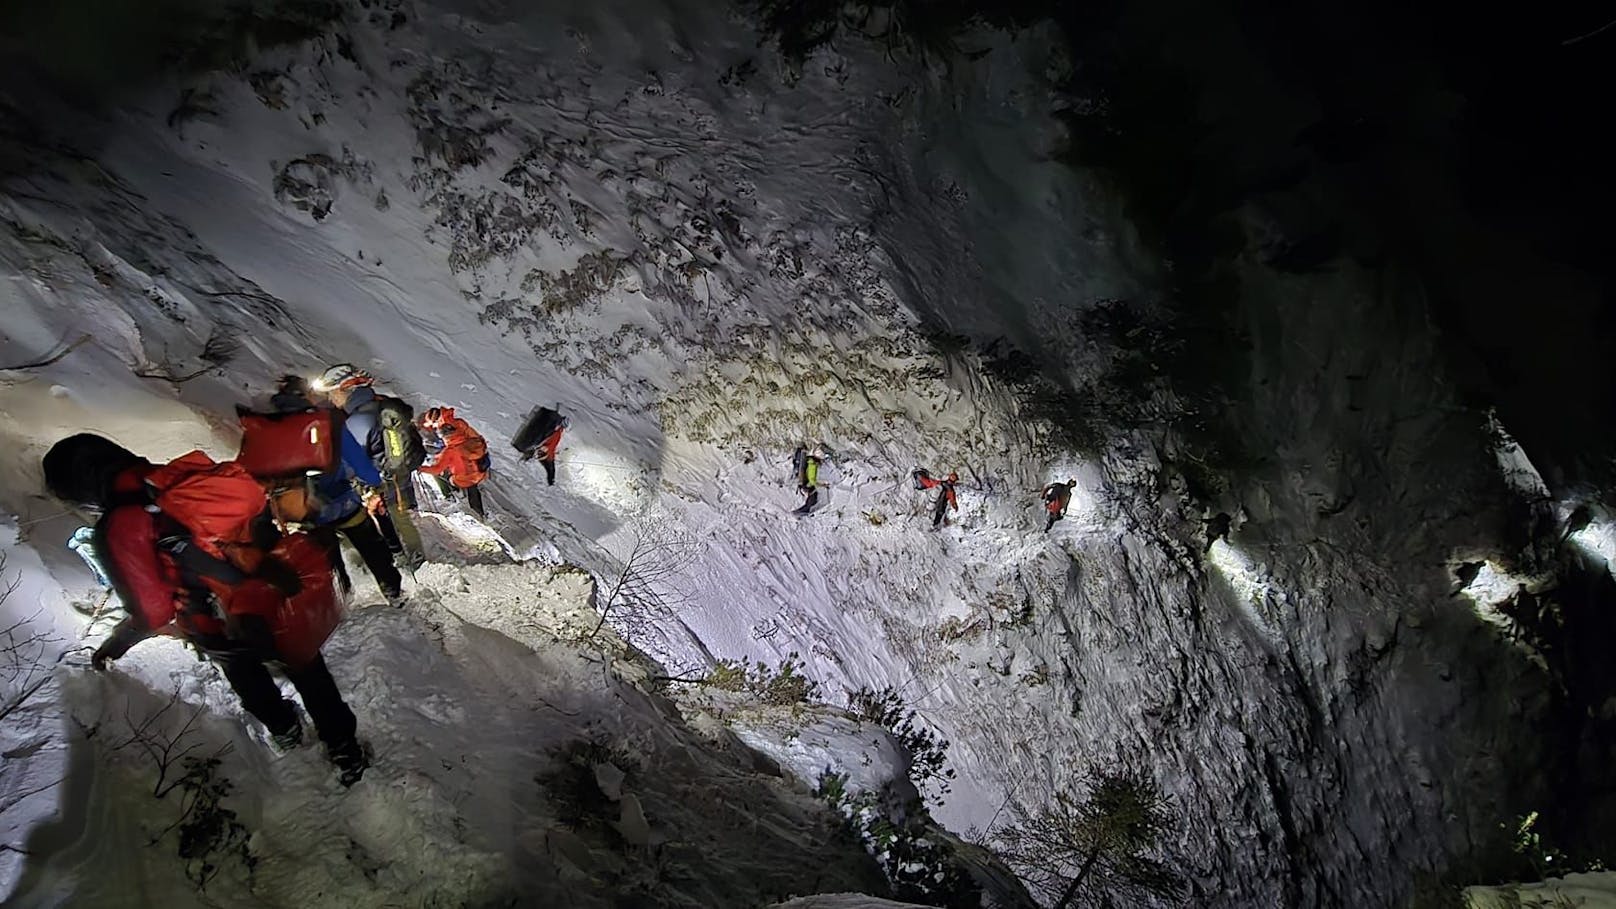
1465, 873, 1616, 909
5, 552, 893, 907
772, 896, 936, 909
1, 0, 1605, 905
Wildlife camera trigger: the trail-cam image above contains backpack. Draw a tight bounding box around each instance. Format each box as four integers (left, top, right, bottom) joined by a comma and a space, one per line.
144, 451, 271, 567
377, 397, 427, 474
237, 408, 343, 479
512, 406, 564, 455
237, 408, 349, 529
912, 468, 930, 490
265, 481, 318, 527
792, 447, 808, 485
224, 532, 342, 668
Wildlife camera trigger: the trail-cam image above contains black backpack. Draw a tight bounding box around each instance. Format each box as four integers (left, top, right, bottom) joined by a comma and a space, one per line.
376, 396, 427, 473
512, 406, 565, 455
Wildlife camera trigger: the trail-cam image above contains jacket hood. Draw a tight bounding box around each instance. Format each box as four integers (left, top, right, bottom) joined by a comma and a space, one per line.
342, 384, 377, 413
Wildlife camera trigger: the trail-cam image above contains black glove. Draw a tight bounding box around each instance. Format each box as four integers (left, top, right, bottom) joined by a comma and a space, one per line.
257, 556, 303, 597
91, 617, 147, 670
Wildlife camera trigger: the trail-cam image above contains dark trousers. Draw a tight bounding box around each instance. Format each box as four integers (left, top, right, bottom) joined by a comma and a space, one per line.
1045, 511, 1061, 532
932, 491, 950, 527
341, 517, 402, 596
434, 472, 486, 518
539, 458, 556, 486
213, 650, 357, 750
794, 486, 819, 515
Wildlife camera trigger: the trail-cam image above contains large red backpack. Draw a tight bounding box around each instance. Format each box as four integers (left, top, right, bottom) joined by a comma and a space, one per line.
236, 408, 342, 479
145, 451, 270, 567
236, 409, 344, 526
147, 451, 341, 664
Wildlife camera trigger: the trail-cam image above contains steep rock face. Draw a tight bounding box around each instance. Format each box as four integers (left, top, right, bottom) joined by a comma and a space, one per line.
1, 0, 1610, 906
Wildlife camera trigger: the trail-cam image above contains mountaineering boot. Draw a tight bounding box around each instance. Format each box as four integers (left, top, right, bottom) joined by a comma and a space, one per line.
329, 739, 369, 787
268, 721, 304, 754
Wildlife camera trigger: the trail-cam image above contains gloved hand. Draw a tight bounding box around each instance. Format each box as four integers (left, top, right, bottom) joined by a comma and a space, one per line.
256, 556, 303, 597
91, 617, 145, 670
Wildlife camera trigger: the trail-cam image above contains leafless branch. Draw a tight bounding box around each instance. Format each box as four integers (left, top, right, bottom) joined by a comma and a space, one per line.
1, 560, 59, 725
133, 328, 242, 384
104, 684, 214, 797
0, 333, 92, 371
0, 562, 68, 840
590, 517, 703, 640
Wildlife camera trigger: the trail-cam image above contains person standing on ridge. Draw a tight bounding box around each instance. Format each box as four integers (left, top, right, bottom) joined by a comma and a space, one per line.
314, 364, 428, 569
912, 467, 959, 528
42, 433, 369, 785
418, 406, 491, 518
1042, 479, 1078, 533
513, 405, 568, 487
260, 376, 404, 605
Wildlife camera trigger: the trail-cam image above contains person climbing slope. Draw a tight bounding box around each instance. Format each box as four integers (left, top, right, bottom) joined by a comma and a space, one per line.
42, 433, 368, 785
912, 467, 959, 528
242, 376, 404, 605
314, 364, 428, 569
1042, 479, 1078, 533
792, 445, 824, 516
418, 406, 491, 518
512, 405, 568, 486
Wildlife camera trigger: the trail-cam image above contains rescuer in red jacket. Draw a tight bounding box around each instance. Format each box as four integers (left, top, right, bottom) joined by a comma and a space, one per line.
418, 406, 490, 518
912, 468, 960, 528
43, 434, 368, 785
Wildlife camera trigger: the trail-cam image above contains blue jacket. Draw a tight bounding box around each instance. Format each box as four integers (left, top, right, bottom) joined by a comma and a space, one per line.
341, 386, 382, 468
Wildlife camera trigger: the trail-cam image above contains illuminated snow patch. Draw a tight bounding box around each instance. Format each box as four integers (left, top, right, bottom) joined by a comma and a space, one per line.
1456, 561, 1546, 635
1208, 540, 1279, 638
1459, 562, 1524, 607
1486, 411, 1551, 499
1569, 521, 1616, 579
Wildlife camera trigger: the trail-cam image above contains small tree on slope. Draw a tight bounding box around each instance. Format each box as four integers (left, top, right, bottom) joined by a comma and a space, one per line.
994, 767, 1184, 908
591, 517, 702, 642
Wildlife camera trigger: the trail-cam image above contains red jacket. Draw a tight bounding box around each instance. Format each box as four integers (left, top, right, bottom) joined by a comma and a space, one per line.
917, 473, 959, 510
420, 409, 489, 488
536, 426, 563, 461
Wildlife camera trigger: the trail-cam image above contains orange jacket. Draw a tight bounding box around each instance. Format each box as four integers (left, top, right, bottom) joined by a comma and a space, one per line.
420, 409, 489, 487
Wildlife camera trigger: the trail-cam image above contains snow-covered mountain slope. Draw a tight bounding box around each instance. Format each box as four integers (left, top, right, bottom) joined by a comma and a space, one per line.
2, 0, 1611, 906
5, 555, 903, 907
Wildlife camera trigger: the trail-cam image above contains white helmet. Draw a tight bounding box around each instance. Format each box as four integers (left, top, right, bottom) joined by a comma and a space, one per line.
312, 363, 373, 391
